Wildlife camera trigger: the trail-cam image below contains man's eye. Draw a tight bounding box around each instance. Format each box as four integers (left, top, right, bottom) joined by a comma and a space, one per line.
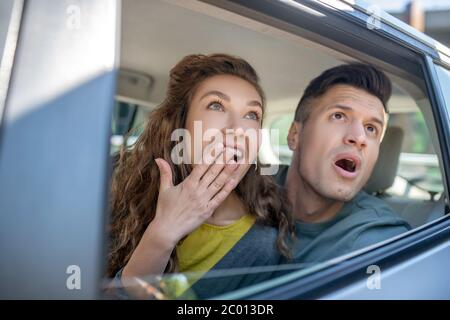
207, 102, 223, 111
366, 125, 377, 135
244, 111, 260, 121
331, 112, 345, 120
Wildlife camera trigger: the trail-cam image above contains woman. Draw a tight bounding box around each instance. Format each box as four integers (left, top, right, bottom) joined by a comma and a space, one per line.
108, 53, 294, 298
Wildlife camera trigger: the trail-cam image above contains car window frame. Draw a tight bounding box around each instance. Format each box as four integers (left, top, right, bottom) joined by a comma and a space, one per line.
0, 0, 24, 151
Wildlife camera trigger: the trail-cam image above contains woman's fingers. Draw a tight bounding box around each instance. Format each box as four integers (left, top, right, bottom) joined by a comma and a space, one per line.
155, 158, 174, 192
199, 147, 236, 189
189, 142, 224, 182
207, 178, 237, 213
205, 159, 239, 198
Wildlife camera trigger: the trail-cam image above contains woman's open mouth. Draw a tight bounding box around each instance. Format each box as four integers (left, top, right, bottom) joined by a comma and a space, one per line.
224, 146, 244, 163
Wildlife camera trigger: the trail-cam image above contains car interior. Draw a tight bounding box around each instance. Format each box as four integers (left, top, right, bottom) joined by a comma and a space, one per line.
108, 0, 449, 296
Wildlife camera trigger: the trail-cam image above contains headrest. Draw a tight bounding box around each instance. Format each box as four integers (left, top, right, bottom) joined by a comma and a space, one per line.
364, 126, 404, 194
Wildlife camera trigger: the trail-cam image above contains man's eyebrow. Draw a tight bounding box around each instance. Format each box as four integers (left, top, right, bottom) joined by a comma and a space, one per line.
369, 116, 385, 128
326, 104, 384, 127
200, 90, 230, 101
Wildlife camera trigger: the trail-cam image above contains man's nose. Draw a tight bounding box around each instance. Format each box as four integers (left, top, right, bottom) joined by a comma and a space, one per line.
343, 122, 367, 149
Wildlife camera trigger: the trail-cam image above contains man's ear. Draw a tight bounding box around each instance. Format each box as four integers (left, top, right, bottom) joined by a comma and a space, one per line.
287, 121, 302, 151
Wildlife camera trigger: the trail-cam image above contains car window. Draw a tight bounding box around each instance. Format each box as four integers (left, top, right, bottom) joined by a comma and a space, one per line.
110, 100, 151, 155
386, 111, 443, 200
106, 0, 448, 300
269, 114, 294, 165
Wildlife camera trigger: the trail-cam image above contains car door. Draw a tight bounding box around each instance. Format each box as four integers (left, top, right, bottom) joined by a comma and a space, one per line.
0, 0, 119, 299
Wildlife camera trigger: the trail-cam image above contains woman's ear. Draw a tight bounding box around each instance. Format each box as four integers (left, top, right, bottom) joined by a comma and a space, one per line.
287, 121, 301, 151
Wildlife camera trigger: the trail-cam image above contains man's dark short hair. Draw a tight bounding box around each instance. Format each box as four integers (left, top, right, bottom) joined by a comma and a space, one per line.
294, 63, 392, 123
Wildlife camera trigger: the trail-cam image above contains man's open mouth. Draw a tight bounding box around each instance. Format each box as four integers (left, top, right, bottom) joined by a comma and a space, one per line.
334, 158, 357, 173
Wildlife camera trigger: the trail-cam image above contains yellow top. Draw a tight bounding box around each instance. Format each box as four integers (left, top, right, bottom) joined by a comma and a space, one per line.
176, 214, 256, 286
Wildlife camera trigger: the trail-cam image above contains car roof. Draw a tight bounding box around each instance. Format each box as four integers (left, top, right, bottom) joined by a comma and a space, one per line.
322, 0, 450, 65
120, 0, 425, 113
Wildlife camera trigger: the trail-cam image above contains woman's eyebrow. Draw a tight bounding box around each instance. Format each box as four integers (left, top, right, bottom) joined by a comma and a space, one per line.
200, 90, 230, 101
247, 100, 262, 108
200, 90, 262, 108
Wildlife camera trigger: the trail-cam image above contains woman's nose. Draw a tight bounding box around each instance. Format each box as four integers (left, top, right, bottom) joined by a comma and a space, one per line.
223, 127, 245, 145
221, 112, 245, 135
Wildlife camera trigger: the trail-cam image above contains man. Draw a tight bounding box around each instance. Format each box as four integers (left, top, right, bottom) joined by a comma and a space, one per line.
276, 63, 411, 264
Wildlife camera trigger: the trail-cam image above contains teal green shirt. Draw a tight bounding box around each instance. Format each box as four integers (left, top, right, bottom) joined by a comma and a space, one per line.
287, 190, 411, 266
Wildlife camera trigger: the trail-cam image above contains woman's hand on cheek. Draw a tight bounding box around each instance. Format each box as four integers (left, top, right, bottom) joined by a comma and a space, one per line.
148, 145, 239, 247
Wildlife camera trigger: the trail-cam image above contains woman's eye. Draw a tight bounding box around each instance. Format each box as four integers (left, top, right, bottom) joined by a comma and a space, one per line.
244, 111, 260, 121
207, 102, 223, 111
331, 112, 345, 120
